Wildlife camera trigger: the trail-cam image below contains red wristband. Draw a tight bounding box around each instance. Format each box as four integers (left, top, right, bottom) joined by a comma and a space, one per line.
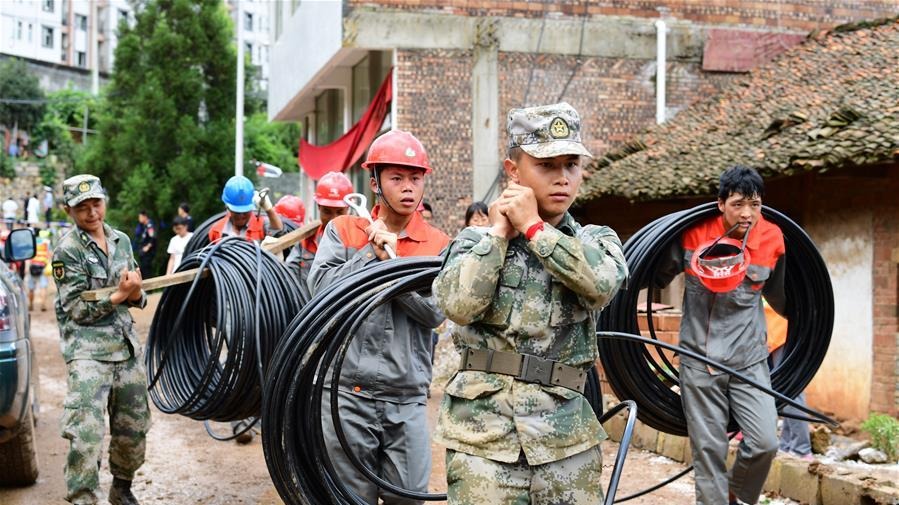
525, 221, 545, 241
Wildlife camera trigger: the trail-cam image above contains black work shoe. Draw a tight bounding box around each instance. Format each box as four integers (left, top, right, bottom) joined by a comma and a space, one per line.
232, 419, 254, 445
109, 477, 140, 505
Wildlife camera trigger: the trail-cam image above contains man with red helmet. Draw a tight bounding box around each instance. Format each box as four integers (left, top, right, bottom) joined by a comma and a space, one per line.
654, 166, 786, 505
285, 171, 353, 285
274, 195, 306, 225
308, 131, 449, 504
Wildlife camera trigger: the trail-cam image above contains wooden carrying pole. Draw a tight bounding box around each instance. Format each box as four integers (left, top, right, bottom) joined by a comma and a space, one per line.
80, 221, 321, 301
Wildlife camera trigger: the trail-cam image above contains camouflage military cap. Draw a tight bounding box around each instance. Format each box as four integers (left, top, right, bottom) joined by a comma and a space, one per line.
507, 102, 593, 159
62, 174, 107, 207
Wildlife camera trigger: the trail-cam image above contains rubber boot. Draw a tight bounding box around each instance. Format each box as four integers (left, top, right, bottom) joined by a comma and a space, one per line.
109, 477, 140, 505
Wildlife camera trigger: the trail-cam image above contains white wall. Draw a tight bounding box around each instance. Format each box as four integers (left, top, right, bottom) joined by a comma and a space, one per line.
1, 0, 63, 64
805, 209, 873, 420
267, 0, 342, 121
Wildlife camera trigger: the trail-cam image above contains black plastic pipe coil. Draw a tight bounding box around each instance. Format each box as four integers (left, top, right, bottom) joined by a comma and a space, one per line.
145, 237, 302, 423
597, 202, 835, 437
261, 256, 638, 505
182, 211, 300, 257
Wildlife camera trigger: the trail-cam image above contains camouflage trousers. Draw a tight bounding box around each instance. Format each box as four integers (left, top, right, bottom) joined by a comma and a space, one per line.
61, 357, 151, 504
446, 446, 604, 505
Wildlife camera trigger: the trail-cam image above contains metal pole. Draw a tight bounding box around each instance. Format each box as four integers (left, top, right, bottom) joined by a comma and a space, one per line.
90, 0, 99, 95
235, 1, 245, 176
83, 105, 89, 145
655, 19, 667, 125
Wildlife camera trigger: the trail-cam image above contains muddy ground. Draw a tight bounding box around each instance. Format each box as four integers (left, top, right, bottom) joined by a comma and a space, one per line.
1, 294, 799, 505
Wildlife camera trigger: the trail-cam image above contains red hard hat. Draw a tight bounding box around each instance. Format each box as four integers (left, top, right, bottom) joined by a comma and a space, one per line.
361, 130, 432, 173
690, 237, 751, 293
274, 195, 306, 223
314, 171, 354, 207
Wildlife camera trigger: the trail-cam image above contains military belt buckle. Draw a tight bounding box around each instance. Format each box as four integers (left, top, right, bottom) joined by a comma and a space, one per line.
518, 354, 553, 386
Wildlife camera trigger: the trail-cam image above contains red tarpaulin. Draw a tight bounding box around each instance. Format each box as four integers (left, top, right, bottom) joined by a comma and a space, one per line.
298, 70, 392, 180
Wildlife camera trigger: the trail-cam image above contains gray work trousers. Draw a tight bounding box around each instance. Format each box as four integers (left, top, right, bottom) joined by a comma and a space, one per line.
321, 389, 431, 505
681, 362, 778, 505
769, 347, 812, 456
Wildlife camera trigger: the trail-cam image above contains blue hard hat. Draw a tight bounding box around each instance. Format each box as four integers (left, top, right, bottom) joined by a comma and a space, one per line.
222, 176, 255, 213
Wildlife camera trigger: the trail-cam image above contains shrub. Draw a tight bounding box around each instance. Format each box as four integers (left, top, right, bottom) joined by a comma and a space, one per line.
860, 413, 899, 462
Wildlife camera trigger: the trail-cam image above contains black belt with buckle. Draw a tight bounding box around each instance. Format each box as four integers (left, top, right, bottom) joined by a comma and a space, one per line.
458, 347, 587, 394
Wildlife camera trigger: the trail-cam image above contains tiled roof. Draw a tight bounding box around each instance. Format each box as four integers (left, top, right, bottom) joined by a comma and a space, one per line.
578, 17, 899, 203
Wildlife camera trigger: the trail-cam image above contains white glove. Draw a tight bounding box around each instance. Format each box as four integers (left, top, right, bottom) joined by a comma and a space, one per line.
253, 188, 273, 212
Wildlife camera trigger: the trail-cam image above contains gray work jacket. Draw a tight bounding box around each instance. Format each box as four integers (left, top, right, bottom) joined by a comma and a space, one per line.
654, 215, 786, 373
308, 213, 449, 403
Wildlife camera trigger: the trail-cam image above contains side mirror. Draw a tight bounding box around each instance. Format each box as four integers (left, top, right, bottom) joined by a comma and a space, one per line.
4, 228, 36, 262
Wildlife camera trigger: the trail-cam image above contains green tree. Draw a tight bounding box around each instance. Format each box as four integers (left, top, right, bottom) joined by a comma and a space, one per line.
33, 88, 98, 179
0, 58, 45, 131
244, 113, 301, 176
81, 0, 237, 241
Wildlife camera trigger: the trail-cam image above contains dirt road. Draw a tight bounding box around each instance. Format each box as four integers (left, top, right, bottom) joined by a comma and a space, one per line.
1, 295, 723, 505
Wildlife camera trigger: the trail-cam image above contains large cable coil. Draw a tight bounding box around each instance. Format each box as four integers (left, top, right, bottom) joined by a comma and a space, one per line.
145, 237, 302, 423
261, 257, 632, 505
182, 211, 300, 257
597, 203, 835, 437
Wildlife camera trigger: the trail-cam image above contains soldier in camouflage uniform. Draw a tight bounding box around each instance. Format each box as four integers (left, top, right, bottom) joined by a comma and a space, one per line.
52, 175, 150, 505
433, 103, 628, 504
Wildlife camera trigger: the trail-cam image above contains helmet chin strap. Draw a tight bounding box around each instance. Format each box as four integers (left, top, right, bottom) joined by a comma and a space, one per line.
373, 166, 424, 217
373, 167, 394, 214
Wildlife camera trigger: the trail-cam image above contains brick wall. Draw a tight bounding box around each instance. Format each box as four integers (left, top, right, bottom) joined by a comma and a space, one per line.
394, 49, 474, 235
347, 0, 898, 31
871, 190, 899, 416
394, 49, 741, 234
498, 52, 739, 158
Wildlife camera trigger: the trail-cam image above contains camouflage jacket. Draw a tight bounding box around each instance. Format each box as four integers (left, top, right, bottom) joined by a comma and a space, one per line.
432, 213, 628, 465
53, 223, 147, 363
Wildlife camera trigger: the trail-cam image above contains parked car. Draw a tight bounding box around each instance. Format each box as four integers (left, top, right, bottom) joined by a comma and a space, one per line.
0, 227, 39, 485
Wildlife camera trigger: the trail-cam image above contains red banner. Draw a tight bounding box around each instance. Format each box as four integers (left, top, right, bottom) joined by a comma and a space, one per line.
298, 70, 393, 180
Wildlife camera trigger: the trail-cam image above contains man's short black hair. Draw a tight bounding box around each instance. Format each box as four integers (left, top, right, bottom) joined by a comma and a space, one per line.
172, 216, 188, 227
507, 146, 524, 162
179, 202, 190, 213
139, 209, 149, 216
718, 165, 765, 201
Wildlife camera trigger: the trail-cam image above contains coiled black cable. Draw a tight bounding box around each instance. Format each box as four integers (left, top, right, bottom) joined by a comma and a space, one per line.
145, 237, 302, 424
261, 257, 628, 505
597, 202, 834, 437
182, 211, 300, 257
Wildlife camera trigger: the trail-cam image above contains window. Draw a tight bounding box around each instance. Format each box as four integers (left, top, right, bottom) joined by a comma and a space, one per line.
76, 14, 87, 31
244, 12, 253, 32
351, 51, 391, 123
27, 24, 33, 42
42, 0, 54, 12
314, 89, 345, 145
119, 9, 129, 24
16, 21, 23, 40
76, 51, 86, 68
42, 26, 54, 48
244, 42, 252, 60
61, 33, 68, 61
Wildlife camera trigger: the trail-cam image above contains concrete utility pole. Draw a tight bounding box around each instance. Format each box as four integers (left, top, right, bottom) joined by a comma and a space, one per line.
235, 1, 245, 177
